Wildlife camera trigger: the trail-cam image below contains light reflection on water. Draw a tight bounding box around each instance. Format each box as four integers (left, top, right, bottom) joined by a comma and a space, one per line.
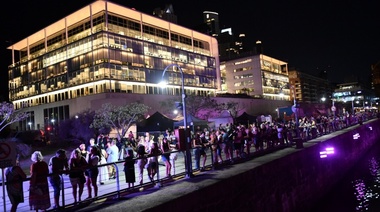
353, 157, 380, 211
313, 144, 380, 212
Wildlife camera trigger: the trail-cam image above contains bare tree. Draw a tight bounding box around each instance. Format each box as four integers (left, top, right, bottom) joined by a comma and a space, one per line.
0, 102, 29, 133
158, 95, 218, 120
90, 102, 149, 140
217, 101, 243, 123
158, 97, 179, 118
185, 95, 219, 119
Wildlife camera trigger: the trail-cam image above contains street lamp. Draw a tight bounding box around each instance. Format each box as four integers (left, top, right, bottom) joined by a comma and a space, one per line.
331, 99, 336, 120
160, 64, 193, 178
28, 122, 32, 130
291, 86, 299, 139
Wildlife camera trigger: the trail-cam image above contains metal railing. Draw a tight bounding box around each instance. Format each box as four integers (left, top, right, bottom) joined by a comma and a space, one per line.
0, 116, 375, 211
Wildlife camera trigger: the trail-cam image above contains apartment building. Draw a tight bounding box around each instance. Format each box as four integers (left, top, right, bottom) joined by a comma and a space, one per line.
288, 70, 333, 103
7, 0, 219, 131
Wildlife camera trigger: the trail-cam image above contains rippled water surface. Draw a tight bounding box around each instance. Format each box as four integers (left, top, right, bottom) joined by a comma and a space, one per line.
312, 143, 380, 212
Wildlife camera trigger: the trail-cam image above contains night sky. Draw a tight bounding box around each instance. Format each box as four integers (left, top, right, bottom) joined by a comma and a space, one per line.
2, 0, 379, 101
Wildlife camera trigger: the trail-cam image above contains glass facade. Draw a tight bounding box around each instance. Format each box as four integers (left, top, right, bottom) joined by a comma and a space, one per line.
8, 5, 218, 110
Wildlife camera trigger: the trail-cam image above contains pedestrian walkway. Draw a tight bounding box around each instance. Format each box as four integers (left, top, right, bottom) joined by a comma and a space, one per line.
74, 124, 363, 212
0, 119, 370, 211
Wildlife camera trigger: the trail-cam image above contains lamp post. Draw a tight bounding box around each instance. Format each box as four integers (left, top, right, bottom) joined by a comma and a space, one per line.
161, 64, 193, 179
291, 86, 299, 138
331, 99, 336, 120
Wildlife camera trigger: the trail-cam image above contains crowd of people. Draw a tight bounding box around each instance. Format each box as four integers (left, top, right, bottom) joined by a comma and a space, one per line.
3, 110, 377, 211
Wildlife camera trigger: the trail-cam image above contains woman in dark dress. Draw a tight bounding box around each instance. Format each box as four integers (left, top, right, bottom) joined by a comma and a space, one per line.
6, 164, 27, 212
123, 148, 135, 189
69, 148, 88, 204
85, 146, 99, 199
29, 151, 51, 212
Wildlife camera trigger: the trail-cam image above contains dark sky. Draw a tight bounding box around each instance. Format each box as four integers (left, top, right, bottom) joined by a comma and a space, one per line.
2, 0, 380, 100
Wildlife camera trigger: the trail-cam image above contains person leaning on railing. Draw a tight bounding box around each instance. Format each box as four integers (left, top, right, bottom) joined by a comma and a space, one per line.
48, 149, 69, 209
6, 162, 27, 212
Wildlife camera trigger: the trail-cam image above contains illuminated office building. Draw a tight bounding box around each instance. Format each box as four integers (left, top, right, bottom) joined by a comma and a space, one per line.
333, 82, 376, 113
220, 54, 289, 100
6, 0, 219, 131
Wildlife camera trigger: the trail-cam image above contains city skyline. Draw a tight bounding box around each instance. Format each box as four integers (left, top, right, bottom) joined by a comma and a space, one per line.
2, 0, 379, 100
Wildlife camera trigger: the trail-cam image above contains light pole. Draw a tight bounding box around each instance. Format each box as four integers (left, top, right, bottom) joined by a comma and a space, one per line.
331, 99, 336, 120
291, 86, 299, 138
160, 64, 193, 178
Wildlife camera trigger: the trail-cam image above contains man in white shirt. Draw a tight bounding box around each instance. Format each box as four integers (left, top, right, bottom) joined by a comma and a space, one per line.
106, 138, 119, 179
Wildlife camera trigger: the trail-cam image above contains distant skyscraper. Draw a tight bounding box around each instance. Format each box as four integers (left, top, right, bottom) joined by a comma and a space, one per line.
203, 11, 220, 37
236, 33, 246, 52
255, 40, 263, 55
153, 4, 177, 24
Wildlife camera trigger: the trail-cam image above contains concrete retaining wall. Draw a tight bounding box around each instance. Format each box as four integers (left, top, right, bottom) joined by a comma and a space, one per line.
105, 119, 380, 212
194, 119, 380, 212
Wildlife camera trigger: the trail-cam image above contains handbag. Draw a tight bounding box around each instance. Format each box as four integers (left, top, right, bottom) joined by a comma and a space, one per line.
80, 175, 86, 184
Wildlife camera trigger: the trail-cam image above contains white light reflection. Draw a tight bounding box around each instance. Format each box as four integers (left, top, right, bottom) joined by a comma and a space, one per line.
353, 157, 380, 211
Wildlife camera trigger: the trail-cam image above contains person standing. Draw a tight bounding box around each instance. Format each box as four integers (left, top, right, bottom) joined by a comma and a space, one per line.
6, 163, 27, 212
233, 126, 245, 159
199, 132, 209, 171
87, 138, 97, 152
117, 138, 125, 160
146, 141, 159, 183
79, 143, 88, 159
128, 131, 134, 141
136, 144, 147, 190
169, 132, 179, 169
215, 130, 224, 163
223, 128, 233, 163
85, 146, 100, 199
192, 133, 203, 171
29, 151, 51, 211
106, 138, 119, 180
123, 149, 135, 189
48, 149, 69, 209
209, 131, 219, 168
69, 148, 88, 204
160, 137, 172, 178
97, 146, 108, 185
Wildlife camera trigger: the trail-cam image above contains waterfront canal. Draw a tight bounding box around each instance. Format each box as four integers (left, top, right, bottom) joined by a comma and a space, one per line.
312, 140, 380, 212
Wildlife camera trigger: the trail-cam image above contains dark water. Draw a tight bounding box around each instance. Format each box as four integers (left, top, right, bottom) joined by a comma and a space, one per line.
312, 142, 380, 212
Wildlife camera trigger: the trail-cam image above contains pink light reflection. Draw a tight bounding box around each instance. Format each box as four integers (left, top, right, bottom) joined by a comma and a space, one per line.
319, 147, 335, 158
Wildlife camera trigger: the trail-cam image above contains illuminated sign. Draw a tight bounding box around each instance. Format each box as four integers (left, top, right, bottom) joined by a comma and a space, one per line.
320, 147, 335, 158
333, 92, 351, 97
353, 133, 360, 140
234, 59, 252, 65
